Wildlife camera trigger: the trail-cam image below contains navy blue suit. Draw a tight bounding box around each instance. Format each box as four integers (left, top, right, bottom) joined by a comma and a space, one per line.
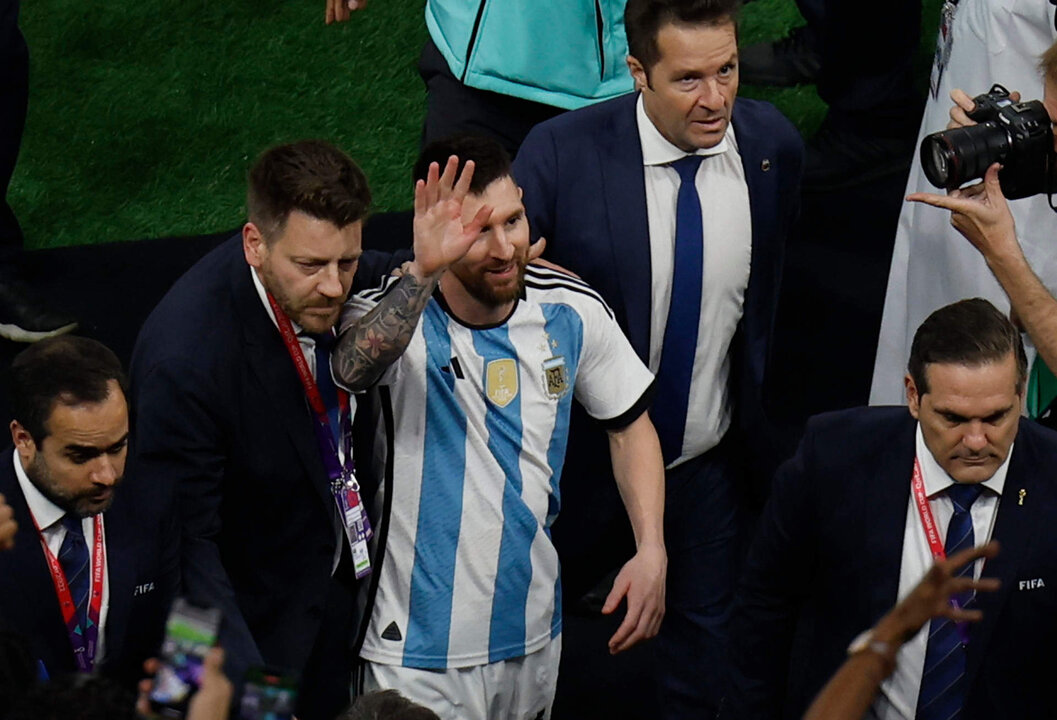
513, 92, 803, 717
129, 236, 397, 720
725, 407, 1057, 719
0, 448, 178, 689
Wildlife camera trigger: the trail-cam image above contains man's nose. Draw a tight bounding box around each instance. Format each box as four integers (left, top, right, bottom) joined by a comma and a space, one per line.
697, 79, 724, 111
963, 422, 988, 452
317, 264, 345, 298
489, 230, 515, 261
90, 456, 119, 486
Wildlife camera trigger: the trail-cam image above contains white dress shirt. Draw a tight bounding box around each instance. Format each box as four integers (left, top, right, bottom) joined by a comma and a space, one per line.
869, 424, 1009, 719
13, 448, 111, 663
251, 268, 352, 574
636, 95, 752, 468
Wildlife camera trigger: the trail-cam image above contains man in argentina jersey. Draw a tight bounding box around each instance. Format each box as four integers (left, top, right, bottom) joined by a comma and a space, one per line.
333, 135, 667, 719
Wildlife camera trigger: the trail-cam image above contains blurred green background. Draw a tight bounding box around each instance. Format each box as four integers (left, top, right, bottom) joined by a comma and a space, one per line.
12, 0, 942, 248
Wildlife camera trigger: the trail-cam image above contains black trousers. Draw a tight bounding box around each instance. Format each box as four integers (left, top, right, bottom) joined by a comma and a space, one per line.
418, 38, 564, 160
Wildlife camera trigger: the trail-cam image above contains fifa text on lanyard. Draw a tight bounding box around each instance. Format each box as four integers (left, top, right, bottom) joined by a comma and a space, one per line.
911, 457, 976, 645
36, 515, 105, 673
268, 293, 372, 578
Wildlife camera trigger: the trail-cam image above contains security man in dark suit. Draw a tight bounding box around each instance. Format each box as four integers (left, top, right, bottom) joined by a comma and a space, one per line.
129, 140, 399, 720
0, 335, 177, 688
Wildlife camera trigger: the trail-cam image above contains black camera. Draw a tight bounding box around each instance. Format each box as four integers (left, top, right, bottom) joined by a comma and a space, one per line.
920, 84, 1055, 199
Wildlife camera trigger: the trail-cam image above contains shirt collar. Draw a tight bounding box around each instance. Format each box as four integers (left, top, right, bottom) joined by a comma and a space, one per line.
250, 268, 308, 338
12, 447, 65, 531
635, 93, 735, 167
914, 423, 1010, 498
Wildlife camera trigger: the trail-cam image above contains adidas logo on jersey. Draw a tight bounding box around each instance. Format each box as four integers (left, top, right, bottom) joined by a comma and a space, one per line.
381, 621, 402, 641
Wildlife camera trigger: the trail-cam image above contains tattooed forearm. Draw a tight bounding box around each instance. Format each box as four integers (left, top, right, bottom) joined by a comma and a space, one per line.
332, 272, 437, 390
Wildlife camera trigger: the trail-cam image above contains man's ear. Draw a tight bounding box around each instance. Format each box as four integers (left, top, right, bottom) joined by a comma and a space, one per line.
243, 222, 266, 269
10, 421, 36, 465
627, 55, 649, 92
905, 373, 921, 419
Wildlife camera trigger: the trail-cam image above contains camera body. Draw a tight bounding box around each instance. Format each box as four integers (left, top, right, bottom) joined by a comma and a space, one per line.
920, 84, 1055, 199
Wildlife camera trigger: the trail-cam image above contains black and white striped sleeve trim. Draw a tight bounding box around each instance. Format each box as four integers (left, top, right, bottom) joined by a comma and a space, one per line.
523, 265, 615, 320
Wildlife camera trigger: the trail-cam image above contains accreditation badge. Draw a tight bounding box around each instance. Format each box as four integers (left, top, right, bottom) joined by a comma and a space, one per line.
486, 358, 519, 407
542, 356, 569, 399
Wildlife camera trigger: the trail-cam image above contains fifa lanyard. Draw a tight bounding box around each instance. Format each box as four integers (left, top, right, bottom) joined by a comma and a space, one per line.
35, 515, 105, 673
911, 457, 974, 642
267, 293, 372, 578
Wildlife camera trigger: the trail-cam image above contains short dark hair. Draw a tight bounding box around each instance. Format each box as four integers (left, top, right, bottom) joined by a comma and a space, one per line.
247, 140, 372, 242
625, 0, 740, 74
412, 134, 512, 195
908, 298, 1028, 395
10, 335, 128, 445
338, 690, 441, 720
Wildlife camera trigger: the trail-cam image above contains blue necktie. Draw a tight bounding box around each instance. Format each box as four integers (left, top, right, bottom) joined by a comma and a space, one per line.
653, 154, 705, 465
311, 332, 342, 445
58, 515, 90, 632
916, 482, 985, 720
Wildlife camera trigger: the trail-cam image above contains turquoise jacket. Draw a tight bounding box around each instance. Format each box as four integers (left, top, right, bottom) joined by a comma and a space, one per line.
426, 0, 634, 110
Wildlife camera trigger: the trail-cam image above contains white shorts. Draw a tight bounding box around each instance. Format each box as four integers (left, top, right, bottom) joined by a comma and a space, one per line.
361, 634, 562, 720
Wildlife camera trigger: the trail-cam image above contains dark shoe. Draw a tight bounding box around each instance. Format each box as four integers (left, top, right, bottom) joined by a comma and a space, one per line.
739, 25, 821, 87
803, 122, 917, 192
0, 277, 77, 342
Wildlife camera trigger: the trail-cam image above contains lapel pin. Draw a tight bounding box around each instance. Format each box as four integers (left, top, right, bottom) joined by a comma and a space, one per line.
1019, 488, 1026, 506
761, 159, 772, 172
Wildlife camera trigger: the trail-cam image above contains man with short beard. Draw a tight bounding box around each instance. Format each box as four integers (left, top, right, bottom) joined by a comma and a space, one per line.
332, 135, 667, 720
0, 335, 177, 689
129, 139, 505, 720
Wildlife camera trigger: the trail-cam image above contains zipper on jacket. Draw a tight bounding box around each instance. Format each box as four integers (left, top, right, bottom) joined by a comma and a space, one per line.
460, 0, 488, 83
595, 0, 606, 81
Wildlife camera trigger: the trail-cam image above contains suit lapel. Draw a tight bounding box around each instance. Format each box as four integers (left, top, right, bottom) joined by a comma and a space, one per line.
862, 416, 917, 621
965, 426, 1038, 681
732, 101, 781, 385
100, 503, 134, 668
0, 457, 75, 675
230, 259, 334, 513
600, 93, 653, 360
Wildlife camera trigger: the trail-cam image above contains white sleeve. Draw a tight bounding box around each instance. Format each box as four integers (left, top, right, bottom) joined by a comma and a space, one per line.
572, 297, 655, 427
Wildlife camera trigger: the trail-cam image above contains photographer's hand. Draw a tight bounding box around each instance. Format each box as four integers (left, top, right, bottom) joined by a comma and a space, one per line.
907, 163, 1020, 262
947, 88, 1021, 130
908, 163, 1057, 376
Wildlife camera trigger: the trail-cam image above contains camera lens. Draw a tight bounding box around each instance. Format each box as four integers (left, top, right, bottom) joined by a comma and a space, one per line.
921, 123, 1010, 189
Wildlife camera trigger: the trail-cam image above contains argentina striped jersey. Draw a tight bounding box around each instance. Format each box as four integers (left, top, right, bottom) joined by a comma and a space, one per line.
344, 266, 654, 669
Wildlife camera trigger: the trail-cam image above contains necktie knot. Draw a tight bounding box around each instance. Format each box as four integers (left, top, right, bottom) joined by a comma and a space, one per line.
61, 514, 85, 538
306, 331, 336, 354
947, 483, 984, 513
670, 154, 704, 184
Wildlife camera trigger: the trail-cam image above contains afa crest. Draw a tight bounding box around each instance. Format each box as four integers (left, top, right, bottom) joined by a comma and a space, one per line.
486, 358, 519, 407
542, 356, 569, 399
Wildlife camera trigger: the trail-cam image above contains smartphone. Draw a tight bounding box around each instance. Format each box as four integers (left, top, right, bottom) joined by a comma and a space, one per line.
239, 666, 299, 720
149, 598, 222, 718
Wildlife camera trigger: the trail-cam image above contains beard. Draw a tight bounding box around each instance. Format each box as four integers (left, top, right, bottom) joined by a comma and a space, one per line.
257, 265, 342, 334
26, 454, 120, 518
450, 253, 528, 308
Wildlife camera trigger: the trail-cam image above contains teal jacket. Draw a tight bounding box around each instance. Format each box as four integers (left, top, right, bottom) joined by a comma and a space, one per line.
426, 0, 634, 110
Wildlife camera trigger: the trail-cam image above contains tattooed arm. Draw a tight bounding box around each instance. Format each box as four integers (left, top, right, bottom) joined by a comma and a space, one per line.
332, 155, 491, 390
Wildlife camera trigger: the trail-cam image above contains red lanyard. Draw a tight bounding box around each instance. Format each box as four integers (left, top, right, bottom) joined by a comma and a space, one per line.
266, 294, 350, 425
35, 515, 105, 673
911, 458, 947, 561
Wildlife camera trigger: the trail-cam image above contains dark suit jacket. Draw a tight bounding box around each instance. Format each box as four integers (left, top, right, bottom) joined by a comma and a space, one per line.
0, 448, 178, 689
513, 92, 804, 493
725, 407, 1057, 719
128, 236, 396, 707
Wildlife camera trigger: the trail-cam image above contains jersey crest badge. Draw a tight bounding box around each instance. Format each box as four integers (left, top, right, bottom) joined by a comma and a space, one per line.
486, 358, 519, 407
542, 355, 569, 399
